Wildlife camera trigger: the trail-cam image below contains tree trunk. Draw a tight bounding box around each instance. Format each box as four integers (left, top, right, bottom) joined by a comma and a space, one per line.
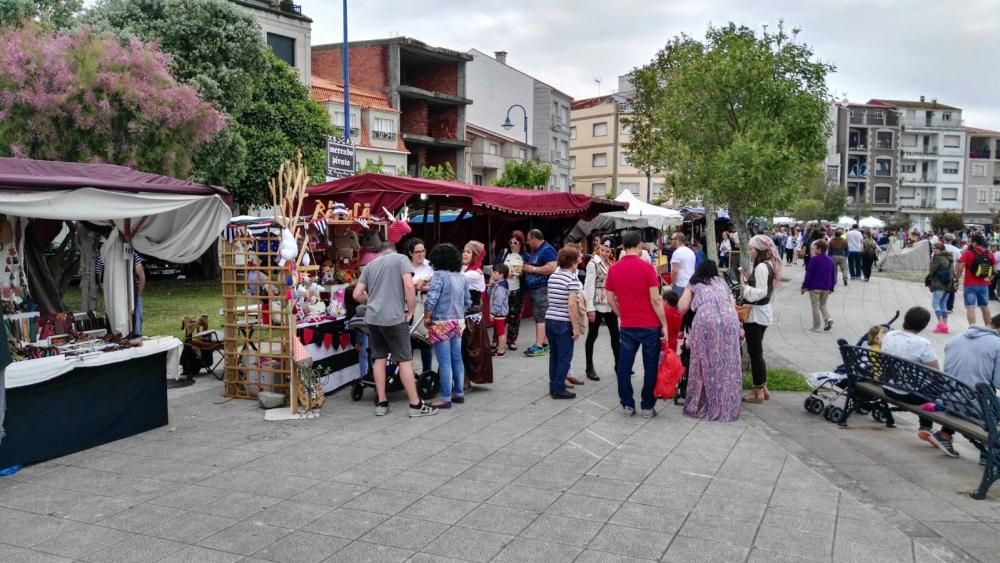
729, 206, 753, 272
704, 203, 717, 262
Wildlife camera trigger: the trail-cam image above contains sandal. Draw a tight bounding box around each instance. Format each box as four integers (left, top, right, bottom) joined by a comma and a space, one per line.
742, 386, 764, 403
762, 384, 770, 400
493, 350, 505, 357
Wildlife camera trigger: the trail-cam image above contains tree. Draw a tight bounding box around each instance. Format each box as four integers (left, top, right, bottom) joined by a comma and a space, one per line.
85, 0, 335, 206
0, 0, 82, 29
0, 24, 224, 177
420, 162, 456, 181
790, 199, 824, 222
931, 211, 964, 233
494, 159, 552, 189
821, 185, 848, 221
627, 22, 833, 268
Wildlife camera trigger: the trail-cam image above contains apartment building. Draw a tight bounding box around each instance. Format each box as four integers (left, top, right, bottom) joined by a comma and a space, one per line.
311, 77, 409, 175
312, 37, 472, 181
464, 49, 571, 191
465, 124, 529, 186
827, 102, 901, 216
231, 0, 312, 86
964, 127, 1000, 224
570, 79, 666, 201
871, 97, 965, 232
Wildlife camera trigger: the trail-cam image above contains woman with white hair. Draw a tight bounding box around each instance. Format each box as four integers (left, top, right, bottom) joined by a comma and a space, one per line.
740, 234, 783, 403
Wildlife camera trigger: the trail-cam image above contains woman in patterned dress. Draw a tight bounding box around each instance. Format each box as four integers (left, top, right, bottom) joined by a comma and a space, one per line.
678, 260, 742, 422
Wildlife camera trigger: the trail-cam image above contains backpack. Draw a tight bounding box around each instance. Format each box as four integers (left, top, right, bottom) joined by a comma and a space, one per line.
971, 250, 994, 279
862, 239, 877, 258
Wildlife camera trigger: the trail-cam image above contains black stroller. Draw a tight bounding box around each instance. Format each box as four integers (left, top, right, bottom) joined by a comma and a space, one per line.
348, 305, 439, 403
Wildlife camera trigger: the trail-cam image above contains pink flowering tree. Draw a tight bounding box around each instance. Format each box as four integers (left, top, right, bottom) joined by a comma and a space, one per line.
0, 24, 225, 177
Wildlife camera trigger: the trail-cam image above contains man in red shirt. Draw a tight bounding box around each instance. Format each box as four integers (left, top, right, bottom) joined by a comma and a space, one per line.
605, 231, 670, 418
956, 234, 996, 326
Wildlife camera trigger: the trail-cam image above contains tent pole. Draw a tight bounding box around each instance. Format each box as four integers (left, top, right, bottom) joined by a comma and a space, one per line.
487, 216, 492, 260
434, 202, 440, 242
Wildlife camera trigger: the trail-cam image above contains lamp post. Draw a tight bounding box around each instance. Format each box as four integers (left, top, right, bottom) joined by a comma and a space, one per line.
501, 104, 529, 157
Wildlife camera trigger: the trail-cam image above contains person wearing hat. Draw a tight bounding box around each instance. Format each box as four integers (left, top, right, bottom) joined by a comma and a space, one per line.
582, 238, 618, 381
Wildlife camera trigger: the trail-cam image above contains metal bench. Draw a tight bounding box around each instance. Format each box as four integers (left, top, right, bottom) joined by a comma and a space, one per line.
837, 340, 1000, 500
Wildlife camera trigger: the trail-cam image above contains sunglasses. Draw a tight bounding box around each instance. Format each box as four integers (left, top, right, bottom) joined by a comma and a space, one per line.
509, 240, 520, 245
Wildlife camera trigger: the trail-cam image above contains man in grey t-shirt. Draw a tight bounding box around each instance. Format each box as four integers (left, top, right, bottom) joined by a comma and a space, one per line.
354, 242, 437, 418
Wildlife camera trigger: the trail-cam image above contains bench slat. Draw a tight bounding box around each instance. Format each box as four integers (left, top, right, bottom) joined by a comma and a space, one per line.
856, 382, 987, 441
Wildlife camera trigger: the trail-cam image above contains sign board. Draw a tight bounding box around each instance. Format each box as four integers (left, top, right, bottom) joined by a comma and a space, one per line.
325, 136, 355, 181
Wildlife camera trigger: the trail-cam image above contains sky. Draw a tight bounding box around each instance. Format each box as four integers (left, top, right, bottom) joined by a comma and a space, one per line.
305, 0, 1000, 131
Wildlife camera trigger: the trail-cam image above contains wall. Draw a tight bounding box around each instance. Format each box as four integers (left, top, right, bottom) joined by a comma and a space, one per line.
465, 51, 535, 145
400, 99, 429, 136
240, 6, 312, 86
402, 62, 458, 96
312, 45, 389, 92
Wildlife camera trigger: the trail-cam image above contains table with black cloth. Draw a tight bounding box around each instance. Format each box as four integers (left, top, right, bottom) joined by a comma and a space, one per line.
296, 318, 360, 394
0, 337, 181, 469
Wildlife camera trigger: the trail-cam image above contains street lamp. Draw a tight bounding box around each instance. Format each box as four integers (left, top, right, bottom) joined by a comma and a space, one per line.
501, 104, 529, 157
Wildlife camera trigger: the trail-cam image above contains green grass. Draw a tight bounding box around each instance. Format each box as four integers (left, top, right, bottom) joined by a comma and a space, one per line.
63, 279, 222, 339
742, 367, 810, 391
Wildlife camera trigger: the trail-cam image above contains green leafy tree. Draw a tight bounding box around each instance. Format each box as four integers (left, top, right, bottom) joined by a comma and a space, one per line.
627, 22, 833, 268
493, 159, 552, 189
790, 199, 824, 222
931, 210, 964, 233
86, 0, 335, 206
0, 0, 82, 29
821, 185, 849, 221
420, 162, 456, 181
795, 171, 847, 221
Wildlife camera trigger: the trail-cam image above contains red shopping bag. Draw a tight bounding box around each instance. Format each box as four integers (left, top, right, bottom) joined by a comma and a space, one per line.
654, 343, 684, 400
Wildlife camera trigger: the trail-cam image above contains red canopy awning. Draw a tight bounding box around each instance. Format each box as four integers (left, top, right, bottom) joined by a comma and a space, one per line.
305, 174, 622, 220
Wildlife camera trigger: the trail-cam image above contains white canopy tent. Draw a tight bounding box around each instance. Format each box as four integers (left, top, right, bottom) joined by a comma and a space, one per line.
0, 158, 232, 335
772, 217, 797, 225
568, 191, 682, 241
614, 190, 683, 225
837, 216, 857, 228
859, 216, 886, 229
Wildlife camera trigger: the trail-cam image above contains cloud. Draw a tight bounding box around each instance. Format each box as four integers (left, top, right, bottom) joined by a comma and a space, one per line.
305, 0, 1000, 128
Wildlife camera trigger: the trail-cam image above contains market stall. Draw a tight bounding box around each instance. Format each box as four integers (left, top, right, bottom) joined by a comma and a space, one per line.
568, 190, 683, 241
0, 157, 231, 468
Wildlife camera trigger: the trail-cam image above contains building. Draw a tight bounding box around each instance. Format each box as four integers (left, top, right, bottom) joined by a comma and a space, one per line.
570, 81, 667, 202
230, 0, 312, 86
871, 97, 966, 231
311, 77, 409, 175
465, 124, 529, 186
963, 127, 1000, 225
312, 37, 472, 181
827, 101, 901, 217
463, 49, 572, 190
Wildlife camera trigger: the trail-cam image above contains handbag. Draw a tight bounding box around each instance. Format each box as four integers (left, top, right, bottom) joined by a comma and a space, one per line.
735, 303, 752, 324
654, 343, 684, 399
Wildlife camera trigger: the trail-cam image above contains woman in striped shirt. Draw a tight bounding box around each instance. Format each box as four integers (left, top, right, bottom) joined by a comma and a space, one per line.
545, 247, 582, 400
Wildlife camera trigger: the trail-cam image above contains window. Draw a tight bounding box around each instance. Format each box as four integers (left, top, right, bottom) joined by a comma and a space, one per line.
942, 188, 959, 200
559, 175, 569, 190
874, 158, 892, 176
553, 101, 560, 123
266, 33, 295, 67
902, 134, 917, 147
560, 140, 569, 159
871, 109, 883, 120
373, 117, 395, 140
874, 185, 891, 204
569, 156, 576, 169
876, 131, 893, 149
592, 153, 607, 167
332, 110, 360, 136
943, 161, 959, 174
944, 135, 961, 148
993, 190, 1000, 204
900, 162, 916, 174
973, 163, 987, 177
519, 148, 527, 159
620, 152, 630, 166
979, 189, 988, 204
473, 174, 483, 186
943, 112, 952, 121
593, 122, 608, 137
592, 183, 607, 197
620, 182, 639, 196
488, 143, 499, 155
570, 126, 577, 140
652, 183, 665, 198
899, 186, 916, 198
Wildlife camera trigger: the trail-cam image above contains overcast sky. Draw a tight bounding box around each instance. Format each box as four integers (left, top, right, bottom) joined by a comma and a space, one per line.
305, 0, 1000, 131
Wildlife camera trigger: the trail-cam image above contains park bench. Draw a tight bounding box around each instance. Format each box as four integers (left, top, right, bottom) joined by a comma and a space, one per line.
837, 340, 1000, 500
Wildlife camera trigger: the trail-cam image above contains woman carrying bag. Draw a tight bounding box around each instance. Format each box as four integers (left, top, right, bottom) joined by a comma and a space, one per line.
739, 234, 782, 404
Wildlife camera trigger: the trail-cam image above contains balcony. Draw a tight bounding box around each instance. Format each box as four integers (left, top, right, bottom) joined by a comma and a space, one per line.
902, 146, 938, 157
470, 152, 505, 170
371, 130, 397, 141
849, 111, 898, 127
332, 126, 360, 139
905, 173, 937, 184
900, 198, 936, 210
970, 149, 994, 159
550, 121, 570, 135
240, 0, 302, 15
548, 150, 569, 167
848, 144, 867, 152
875, 141, 894, 150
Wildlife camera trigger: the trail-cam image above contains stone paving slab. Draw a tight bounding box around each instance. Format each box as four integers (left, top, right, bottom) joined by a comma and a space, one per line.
0, 283, 994, 562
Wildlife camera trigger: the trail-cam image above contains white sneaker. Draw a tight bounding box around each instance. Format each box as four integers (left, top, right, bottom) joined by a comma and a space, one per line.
375, 403, 390, 416
408, 402, 439, 418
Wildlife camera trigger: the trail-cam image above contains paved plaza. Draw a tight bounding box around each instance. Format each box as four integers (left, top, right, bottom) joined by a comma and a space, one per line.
0, 265, 998, 562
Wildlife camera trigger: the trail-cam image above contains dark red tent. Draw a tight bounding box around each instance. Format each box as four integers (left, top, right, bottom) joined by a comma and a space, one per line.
305, 174, 621, 219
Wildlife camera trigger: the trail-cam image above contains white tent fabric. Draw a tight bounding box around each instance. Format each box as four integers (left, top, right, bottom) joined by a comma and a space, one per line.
0, 188, 231, 335
614, 190, 683, 222
837, 216, 856, 228
859, 216, 885, 229
772, 217, 797, 225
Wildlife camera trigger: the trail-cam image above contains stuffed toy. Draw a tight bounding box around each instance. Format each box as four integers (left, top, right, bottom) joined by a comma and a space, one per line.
327, 284, 348, 318
332, 230, 360, 261
320, 260, 336, 284
332, 202, 351, 220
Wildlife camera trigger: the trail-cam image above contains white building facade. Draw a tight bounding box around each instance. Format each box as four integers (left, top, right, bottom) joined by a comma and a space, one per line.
231, 0, 312, 87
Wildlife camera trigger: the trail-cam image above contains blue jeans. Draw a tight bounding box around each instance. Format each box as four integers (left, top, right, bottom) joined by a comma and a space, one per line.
433, 336, 463, 400
848, 252, 862, 279
358, 333, 369, 377
545, 319, 574, 394
932, 290, 949, 320
421, 347, 433, 373
133, 293, 144, 336
616, 326, 661, 410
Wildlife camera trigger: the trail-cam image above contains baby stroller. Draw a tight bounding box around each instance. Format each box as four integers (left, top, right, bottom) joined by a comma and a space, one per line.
803, 310, 899, 423
348, 305, 439, 403
673, 269, 743, 404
